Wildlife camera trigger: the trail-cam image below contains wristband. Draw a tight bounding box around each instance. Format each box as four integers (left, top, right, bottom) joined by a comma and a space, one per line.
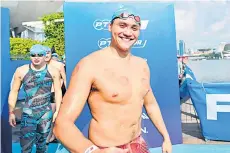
85, 145, 99, 153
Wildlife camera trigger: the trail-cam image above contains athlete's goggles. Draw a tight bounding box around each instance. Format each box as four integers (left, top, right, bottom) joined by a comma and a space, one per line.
30, 53, 44, 57
113, 12, 141, 25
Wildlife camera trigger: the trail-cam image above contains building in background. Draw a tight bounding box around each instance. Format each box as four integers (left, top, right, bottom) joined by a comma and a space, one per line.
1, 1, 63, 37
20, 18, 64, 42
179, 40, 185, 56
222, 43, 230, 59
21, 21, 45, 41
217, 42, 230, 59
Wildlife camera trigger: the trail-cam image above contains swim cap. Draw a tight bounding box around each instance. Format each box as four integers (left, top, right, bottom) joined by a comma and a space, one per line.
43, 46, 51, 52
111, 5, 141, 25
30, 44, 46, 55
52, 53, 59, 57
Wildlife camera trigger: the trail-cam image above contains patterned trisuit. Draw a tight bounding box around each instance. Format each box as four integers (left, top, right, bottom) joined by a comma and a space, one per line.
20, 64, 53, 153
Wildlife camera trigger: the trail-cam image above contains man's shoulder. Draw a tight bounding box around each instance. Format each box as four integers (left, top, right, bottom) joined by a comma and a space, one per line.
47, 64, 59, 75
54, 60, 65, 67
132, 55, 148, 65
15, 64, 29, 78
72, 50, 102, 75
18, 64, 29, 68
78, 50, 101, 65
17, 64, 29, 72
85, 49, 102, 59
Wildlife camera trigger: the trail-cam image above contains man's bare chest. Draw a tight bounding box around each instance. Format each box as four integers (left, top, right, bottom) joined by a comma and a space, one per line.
92, 66, 149, 102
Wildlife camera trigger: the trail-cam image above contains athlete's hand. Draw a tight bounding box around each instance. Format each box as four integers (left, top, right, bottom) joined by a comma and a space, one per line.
162, 139, 172, 153
52, 112, 58, 123
9, 113, 16, 127
93, 147, 129, 153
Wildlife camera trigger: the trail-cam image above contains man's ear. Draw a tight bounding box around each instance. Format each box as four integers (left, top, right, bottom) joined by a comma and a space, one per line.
108, 23, 112, 32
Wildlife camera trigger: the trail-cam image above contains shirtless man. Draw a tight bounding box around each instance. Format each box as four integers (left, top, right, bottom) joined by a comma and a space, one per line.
8, 44, 62, 153
45, 46, 66, 88
44, 45, 67, 143
54, 6, 172, 153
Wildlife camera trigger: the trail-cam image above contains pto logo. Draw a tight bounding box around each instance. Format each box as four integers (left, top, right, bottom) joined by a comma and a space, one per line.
134, 39, 147, 48
206, 94, 230, 120
98, 38, 147, 49
141, 113, 149, 134
93, 19, 110, 30
93, 19, 149, 30
142, 113, 149, 120
98, 38, 111, 48
140, 20, 149, 30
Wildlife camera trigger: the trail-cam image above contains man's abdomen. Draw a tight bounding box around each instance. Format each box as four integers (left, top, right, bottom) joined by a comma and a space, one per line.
88, 117, 142, 147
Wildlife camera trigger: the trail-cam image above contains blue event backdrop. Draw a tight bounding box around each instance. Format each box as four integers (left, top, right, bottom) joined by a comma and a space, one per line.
180, 67, 230, 141
188, 81, 230, 141
64, 2, 182, 148
1, 7, 30, 153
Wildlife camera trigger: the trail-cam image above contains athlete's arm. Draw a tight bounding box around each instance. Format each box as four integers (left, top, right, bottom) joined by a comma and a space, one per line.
53, 58, 95, 153
59, 63, 67, 88
8, 68, 22, 113
51, 67, 62, 114
8, 67, 22, 127
143, 61, 171, 142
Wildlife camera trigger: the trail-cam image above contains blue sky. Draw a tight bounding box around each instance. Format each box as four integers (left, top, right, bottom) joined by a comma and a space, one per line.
61, 1, 229, 50
174, 1, 230, 50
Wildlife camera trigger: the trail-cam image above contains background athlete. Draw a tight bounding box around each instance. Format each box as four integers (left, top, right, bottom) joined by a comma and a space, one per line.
8, 44, 62, 153
44, 45, 66, 143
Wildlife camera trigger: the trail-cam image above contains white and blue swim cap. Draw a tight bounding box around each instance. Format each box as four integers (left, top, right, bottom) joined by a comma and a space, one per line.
43, 46, 51, 53
30, 44, 46, 55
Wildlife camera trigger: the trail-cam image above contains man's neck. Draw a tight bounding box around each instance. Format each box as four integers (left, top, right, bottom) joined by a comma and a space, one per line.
31, 63, 46, 71
108, 45, 131, 61
49, 59, 54, 63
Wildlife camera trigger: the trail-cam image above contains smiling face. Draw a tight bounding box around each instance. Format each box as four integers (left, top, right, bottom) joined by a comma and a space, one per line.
109, 17, 140, 52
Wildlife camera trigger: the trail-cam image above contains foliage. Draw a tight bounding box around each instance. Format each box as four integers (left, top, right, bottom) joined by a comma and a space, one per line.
10, 38, 42, 60
40, 12, 64, 56
10, 12, 65, 60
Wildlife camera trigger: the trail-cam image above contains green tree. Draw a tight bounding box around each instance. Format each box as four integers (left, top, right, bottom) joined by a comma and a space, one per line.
40, 12, 64, 56
10, 38, 42, 60
9, 12, 64, 60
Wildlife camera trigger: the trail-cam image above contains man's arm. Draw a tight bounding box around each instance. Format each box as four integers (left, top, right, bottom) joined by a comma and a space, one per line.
8, 68, 22, 113
143, 62, 171, 142
53, 58, 95, 153
59, 63, 67, 88
52, 67, 62, 114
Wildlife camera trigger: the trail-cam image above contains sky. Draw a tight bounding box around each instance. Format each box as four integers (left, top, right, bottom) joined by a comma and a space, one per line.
62, 1, 230, 50
174, 0, 230, 50
52, 0, 230, 50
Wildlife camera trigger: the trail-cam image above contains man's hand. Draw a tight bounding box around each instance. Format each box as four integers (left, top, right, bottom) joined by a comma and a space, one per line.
9, 113, 16, 127
162, 139, 172, 153
93, 147, 129, 153
52, 112, 58, 123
